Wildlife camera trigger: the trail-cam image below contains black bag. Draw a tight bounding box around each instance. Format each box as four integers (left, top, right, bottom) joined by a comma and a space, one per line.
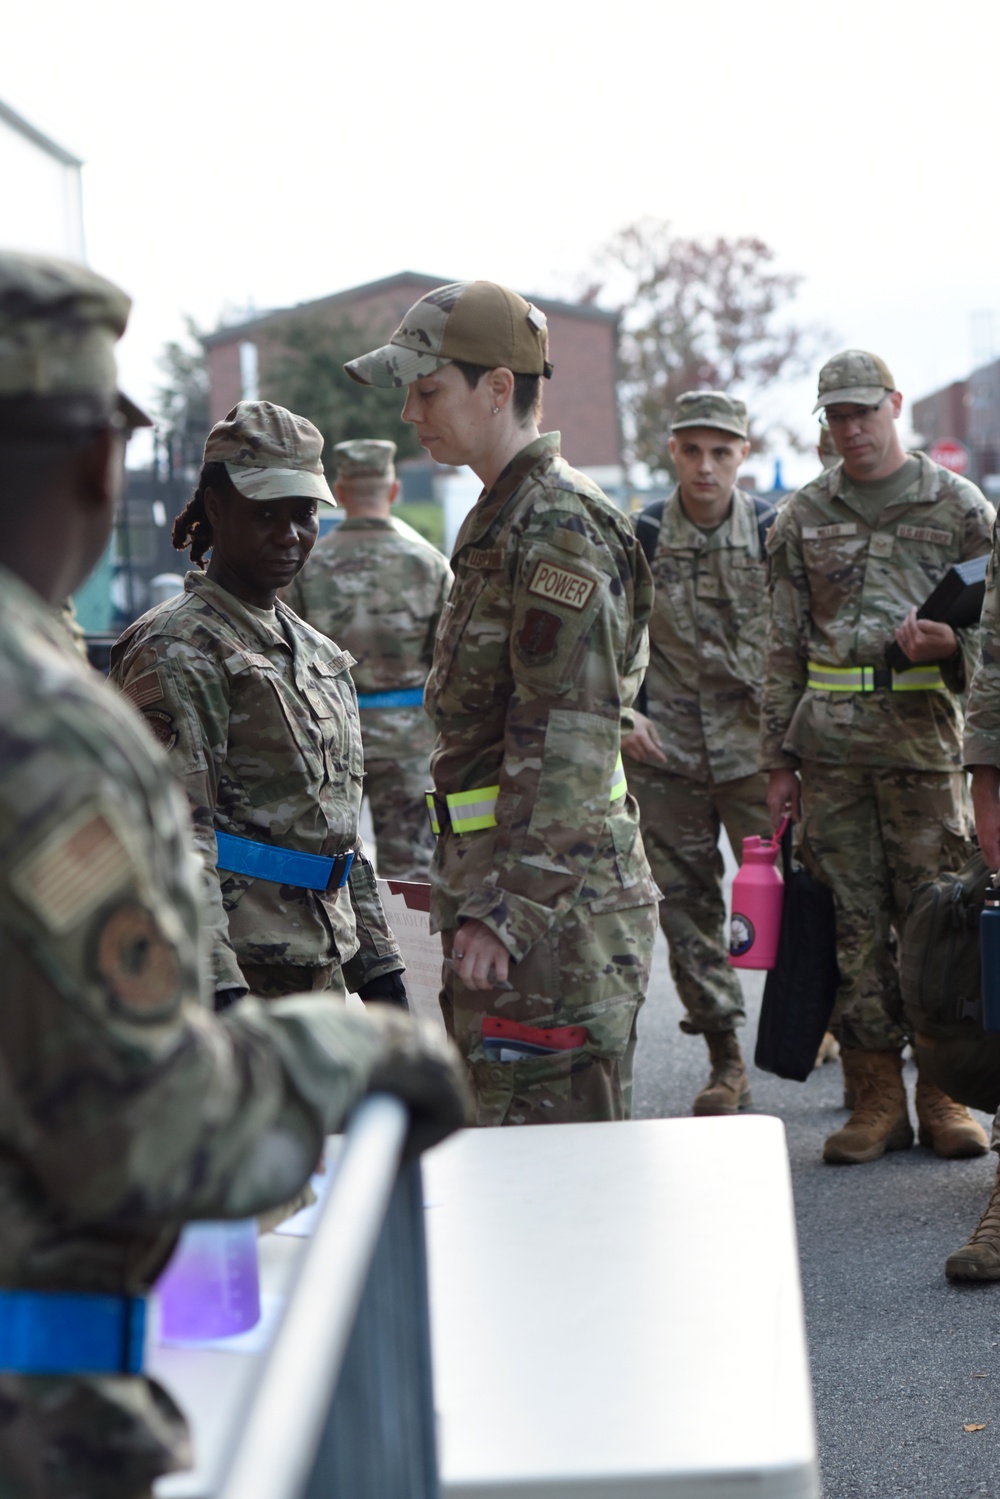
900, 847, 1000, 1114
754, 823, 839, 1082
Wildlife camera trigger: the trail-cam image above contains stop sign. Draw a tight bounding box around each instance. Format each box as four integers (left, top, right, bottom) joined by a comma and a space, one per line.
929, 438, 969, 475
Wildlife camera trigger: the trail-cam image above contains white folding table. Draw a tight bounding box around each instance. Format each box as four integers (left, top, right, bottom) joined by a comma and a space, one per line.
154, 1115, 819, 1498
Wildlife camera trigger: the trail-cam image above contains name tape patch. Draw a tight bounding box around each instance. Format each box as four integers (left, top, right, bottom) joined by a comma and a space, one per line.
897, 525, 954, 545
802, 523, 858, 540
465, 547, 504, 572
526, 560, 597, 611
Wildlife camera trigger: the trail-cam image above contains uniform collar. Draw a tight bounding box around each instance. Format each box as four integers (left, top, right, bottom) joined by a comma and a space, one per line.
662, 486, 754, 548
453, 432, 561, 553
0, 565, 82, 658
184, 569, 292, 650
824, 451, 939, 514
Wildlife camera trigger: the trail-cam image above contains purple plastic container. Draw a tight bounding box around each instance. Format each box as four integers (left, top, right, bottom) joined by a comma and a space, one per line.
156, 1219, 261, 1341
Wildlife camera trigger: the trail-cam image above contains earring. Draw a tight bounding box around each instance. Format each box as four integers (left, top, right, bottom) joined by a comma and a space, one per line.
492, 405, 500, 414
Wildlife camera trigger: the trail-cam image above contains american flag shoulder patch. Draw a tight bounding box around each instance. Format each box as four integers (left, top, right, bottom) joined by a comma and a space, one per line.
11, 809, 133, 934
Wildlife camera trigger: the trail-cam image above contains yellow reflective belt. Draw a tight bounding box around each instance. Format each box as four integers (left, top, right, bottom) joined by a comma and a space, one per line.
806, 660, 946, 693
431, 754, 628, 836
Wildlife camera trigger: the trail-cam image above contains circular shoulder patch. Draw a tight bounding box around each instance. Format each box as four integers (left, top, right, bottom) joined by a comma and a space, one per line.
91, 900, 182, 1020
142, 709, 178, 751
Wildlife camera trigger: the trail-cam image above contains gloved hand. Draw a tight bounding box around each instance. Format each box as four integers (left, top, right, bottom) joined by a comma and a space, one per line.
357, 970, 408, 1008
364, 1004, 473, 1158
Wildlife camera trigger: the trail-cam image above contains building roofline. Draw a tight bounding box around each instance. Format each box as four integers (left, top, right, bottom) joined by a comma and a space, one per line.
0, 97, 83, 168
202, 269, 619, 347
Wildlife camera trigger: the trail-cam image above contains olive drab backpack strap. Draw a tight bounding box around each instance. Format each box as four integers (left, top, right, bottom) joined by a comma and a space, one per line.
632, 499, 665, 717
752, 494, 778, 558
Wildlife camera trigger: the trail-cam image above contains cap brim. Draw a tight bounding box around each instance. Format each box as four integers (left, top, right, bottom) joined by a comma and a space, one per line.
671, 417, 748, 439
225, 464, 336, 505
118, 390, 153, 429
344, 344, 452, 388
812, 386, 888, 414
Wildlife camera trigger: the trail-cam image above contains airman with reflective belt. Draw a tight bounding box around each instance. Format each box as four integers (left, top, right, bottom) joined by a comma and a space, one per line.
761, 349, 995, 1165
284, 439, 452, 880
346, 280, 660, 1126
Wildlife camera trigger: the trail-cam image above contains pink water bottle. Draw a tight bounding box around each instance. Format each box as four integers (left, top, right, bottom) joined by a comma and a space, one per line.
728, 817, 788, 970
155, 1219, 261, 1342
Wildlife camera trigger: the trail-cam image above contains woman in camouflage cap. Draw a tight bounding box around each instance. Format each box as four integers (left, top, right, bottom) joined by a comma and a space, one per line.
110, 400, 407, 1007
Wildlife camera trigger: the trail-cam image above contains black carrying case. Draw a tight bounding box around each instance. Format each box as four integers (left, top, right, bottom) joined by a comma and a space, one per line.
754, 822, 839, 1082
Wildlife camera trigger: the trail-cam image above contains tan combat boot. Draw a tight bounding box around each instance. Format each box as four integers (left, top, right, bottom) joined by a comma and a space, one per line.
693, 1031, 752, 1116
823, 1049, 913, 1164
946, 1160, 1000, 1281
915, 1075, 989, 1159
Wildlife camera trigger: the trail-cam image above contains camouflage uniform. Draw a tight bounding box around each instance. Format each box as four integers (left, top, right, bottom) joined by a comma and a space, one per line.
110, 571, 401, 1001
285, 492, 451, 880
0, 563, 458, 1498
426, 433, 660, 1126
629, 483, 771, 1035
760, 452, 994, 1049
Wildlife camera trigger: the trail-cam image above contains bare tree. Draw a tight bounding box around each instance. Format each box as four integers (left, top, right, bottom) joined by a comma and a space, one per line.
597, 219, 829, 476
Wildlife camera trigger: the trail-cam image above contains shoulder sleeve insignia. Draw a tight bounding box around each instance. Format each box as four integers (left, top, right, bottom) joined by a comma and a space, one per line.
92, 899, 182, 1019
526, 559, 597, 611
514, 607, 563, 665
11, 809, 133, 934
142, 709, 178, 751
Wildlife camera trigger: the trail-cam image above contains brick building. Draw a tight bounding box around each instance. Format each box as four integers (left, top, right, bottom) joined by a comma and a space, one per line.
912, 364, 1000, 486
202, 271, 625, 500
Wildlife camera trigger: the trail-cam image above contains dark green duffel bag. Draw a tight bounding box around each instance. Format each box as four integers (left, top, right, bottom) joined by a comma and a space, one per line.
901, 846, 1000, 1114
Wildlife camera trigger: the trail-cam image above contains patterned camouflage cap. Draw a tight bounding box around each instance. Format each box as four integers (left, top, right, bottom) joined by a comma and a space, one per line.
812, 350, 895, 413
671, 391, 749, 439
344, 281, 554, 388
204, 400, 335, 504
333, 438, 396, 480
0, 249, 150, 427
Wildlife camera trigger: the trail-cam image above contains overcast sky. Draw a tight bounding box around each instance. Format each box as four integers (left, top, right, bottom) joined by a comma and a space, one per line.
3, 0, 999, 486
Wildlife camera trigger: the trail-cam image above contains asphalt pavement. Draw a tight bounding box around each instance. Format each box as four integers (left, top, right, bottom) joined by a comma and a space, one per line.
632, 869, 1000, 1499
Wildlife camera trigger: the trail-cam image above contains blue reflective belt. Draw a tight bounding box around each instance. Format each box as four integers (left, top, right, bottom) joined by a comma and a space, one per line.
215, 831, 354, 891
355, 687, 425, 710
0, 1290, 146, 1375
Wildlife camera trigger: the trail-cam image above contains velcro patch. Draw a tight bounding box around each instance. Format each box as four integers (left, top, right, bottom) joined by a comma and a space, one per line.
868, 533, 895, 559
515, 607, 563, 665
122, 670, 163, 710
526, 560, 596, 611
802, 523, 858, 539
314, 651, 355, 675
12, 810, 132, 934
465, 547, 504, 571
142, 709, 177, 751
552, 526, 587, 556
93, 900, 182, 1018
897, 524, 954, 545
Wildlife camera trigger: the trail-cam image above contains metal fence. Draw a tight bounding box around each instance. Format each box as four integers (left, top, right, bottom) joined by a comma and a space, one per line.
215, 1093, 440, 1499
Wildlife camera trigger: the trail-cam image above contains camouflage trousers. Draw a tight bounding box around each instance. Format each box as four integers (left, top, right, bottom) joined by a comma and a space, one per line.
0, 1373, 189, 1499
439, 903, 657, 1127
364, 753, 436, 880
799, 762, 970, 1052
239, 960, 346, 1002
629, 764, 770, 1035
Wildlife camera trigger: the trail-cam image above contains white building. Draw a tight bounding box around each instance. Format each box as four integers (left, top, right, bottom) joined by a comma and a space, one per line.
0, 97, 85, 261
